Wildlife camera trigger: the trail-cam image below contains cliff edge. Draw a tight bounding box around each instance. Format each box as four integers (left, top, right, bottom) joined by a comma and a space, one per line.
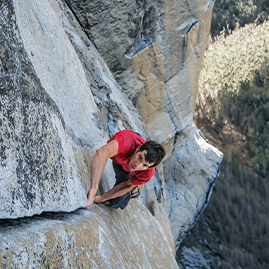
0, 0, 222, 267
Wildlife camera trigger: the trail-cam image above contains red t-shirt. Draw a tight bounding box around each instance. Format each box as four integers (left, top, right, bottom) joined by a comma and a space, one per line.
107, 130, 155, 186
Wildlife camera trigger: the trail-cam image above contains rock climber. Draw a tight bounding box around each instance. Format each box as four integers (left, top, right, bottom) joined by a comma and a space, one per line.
85, 129, 165, 209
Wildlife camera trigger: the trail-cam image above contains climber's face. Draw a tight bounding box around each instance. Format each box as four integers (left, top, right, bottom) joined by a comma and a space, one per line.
128, 147, 154, 171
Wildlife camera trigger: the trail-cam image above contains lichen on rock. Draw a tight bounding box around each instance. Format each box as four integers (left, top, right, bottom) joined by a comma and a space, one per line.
0, 0, 222, 267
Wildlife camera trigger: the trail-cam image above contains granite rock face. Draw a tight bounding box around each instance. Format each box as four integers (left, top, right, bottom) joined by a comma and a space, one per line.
0, 0, 90, 218
66, 0, 214, 150
67, 0, 222, 250
0, 201, 178, 268
163, 125, 223, 249
0, 0, 222, 266
0, 0, 147, 219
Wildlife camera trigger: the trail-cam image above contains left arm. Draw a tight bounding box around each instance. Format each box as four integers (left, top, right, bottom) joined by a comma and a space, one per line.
94, 179, 134, 203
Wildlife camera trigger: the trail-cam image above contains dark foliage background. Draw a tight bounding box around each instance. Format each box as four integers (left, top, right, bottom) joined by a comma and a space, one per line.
211, 0, 269, 37
177, 1, 269, 268
177, 159, 269, 268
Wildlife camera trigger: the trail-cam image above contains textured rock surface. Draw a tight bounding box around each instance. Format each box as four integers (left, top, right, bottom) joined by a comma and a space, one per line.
66, 0, 214, 150
1, 0, 222, 267
0, 0, 178, 266
0, 201, 178, 268
0, 0, 147, 218
66, 0, 221, 250
0, 0, 88, 218
163, 125, 223, 249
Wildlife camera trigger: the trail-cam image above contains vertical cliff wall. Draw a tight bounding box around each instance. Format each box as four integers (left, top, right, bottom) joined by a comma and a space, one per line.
1, 0, 147, 219
66, 0, 222, 250
66, 0, 214, 149
0, 0, 222, 267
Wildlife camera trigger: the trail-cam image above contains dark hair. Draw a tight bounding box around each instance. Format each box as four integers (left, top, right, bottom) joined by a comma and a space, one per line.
139, 140, 166, 168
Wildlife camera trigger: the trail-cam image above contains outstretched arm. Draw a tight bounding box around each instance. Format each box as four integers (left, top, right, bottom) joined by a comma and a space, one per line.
94, 179, 134, 203
85, 140, 118, 208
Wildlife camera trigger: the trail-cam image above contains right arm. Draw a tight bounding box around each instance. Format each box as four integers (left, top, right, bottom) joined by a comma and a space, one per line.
93, 179, 135, 203
84, 140, 118, 208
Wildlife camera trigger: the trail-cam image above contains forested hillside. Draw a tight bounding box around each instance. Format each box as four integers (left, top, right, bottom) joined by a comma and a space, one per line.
177, 159, 269, 268
178, 21, 269, 268
211, 0, 269, 37
196, 22, 269, 177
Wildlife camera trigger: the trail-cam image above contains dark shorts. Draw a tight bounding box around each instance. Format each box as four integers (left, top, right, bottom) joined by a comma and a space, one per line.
108, 162, 132, 210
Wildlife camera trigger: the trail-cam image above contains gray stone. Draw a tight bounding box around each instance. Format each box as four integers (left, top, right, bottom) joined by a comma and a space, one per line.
164, 125, 223, 249
0, 201, 178, 268
66, 0, 214, 149
0, 0, 222, 265
0, 0, 87, 218
66, 0, 222, 251
0, 0, 147, 219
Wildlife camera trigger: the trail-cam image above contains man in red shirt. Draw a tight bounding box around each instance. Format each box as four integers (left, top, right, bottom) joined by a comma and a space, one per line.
85, 130, 165, 209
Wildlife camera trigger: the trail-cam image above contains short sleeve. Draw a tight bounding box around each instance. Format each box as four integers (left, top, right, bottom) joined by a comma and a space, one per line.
107, 131, 132, 155
130, 168, 155, 186
130, 176, 146, 186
